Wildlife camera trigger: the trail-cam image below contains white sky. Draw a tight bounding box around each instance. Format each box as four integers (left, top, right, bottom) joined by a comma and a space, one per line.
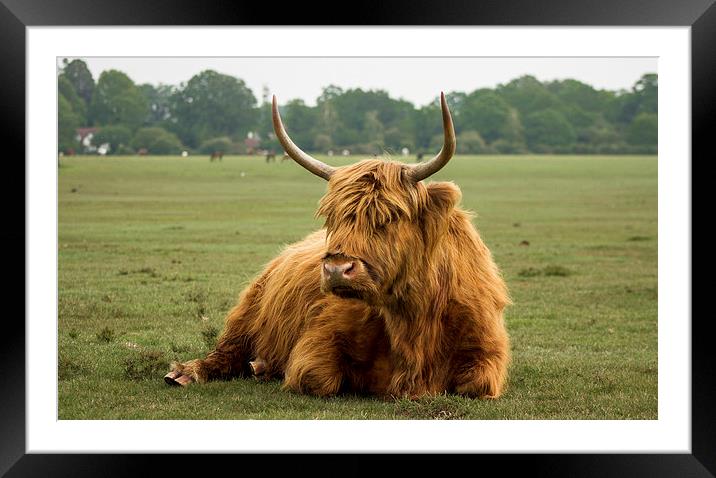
59, 57, 657, 107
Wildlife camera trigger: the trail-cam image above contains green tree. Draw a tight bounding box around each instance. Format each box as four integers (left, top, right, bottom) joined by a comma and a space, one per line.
633, 74, 658, 114
149, 134, 184, 154
54, 62, 657, 156
93, 125, 132, 154
412, 100, 442, 151
428, 133, 447, 152
560, 105, 597, 132
581, 117, 622, 149
132, 127, 184, 154
89, 70, 148, 131
59, 59, 95, 106
445, 91, 467, 121
502, 108, 526, 144
546, 79, 614, 114
461, 90, 512, 143
608, 73, 658, 126
384, 127, 413, 152
321, 88, 413, 148
58, 76, 86, 125
457, 130, 488, 154
491, 138, 528, 154
199, 136, 233, 154
497, 75, 559, 115
282, 99, 318, 150
316, 85, 343, 143
313, 133, 332, 152
626, 113, 657, 146
58, 94, 80, 153
170, 70, 257, 148
253, 85, 273, 145
523, 109, 577, 151
139, 83, 175, 126
364, 110, 384, 144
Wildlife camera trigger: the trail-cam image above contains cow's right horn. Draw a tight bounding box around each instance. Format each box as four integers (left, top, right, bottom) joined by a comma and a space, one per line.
272, 95, 335, 180
408, 92, 456, 182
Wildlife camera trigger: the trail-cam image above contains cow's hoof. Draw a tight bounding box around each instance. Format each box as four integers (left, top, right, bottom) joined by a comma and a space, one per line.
164, 370, 194, 387
249, 358, 267, 376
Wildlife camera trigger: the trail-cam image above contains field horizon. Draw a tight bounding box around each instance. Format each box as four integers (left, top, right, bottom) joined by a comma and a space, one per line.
58, 154, 657, 419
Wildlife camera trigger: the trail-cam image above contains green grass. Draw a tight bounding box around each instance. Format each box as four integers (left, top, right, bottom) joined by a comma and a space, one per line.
58, 154, 657, 420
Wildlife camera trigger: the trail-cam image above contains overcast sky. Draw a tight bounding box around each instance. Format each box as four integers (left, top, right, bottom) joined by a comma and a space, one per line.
59, 57, 657, 107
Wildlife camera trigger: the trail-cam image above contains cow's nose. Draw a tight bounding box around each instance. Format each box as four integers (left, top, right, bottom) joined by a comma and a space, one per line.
323, 261, 355, 280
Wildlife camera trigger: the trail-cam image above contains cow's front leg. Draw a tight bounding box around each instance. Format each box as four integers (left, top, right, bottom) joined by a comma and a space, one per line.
282, 301, 381, 397
282, 332, 344, 397
165, 283, 265, 387
165, 335, 254, 386
165, 358, 205, 385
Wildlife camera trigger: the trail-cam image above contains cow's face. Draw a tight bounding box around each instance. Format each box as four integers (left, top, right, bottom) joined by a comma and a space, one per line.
271, 91, 456, 305
316, 160, 430, 304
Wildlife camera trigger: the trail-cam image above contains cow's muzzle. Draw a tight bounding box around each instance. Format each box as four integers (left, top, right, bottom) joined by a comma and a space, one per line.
321, 258, 365, 298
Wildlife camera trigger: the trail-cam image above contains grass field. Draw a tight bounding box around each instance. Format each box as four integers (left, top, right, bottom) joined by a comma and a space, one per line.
57, 154, 657, 420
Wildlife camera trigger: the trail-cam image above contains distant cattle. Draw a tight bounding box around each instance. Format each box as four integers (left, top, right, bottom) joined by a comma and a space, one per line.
416, 152, 424, 163
265, 150, 276, 163
138, 148, 148, 156
210, 151, 224, 162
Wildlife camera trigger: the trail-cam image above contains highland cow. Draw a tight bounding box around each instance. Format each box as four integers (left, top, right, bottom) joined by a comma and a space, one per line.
165, 93, 511, 399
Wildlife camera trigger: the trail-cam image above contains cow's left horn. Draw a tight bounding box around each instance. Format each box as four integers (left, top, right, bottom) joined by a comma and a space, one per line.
272, 95, 335, 180
408, 92, 456, 182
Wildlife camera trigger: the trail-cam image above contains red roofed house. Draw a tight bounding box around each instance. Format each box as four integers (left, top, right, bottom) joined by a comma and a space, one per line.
75, 127, 100, 153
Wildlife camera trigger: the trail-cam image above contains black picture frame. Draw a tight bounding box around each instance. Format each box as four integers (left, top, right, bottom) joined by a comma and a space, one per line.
3, 0, 709, 475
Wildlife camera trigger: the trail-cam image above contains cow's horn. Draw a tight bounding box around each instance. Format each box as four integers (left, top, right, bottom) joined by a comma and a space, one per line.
408, 92, 456, 182
272, 95, 335, 180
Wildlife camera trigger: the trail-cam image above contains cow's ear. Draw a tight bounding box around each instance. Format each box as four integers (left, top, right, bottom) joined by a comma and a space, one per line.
425, 182, 461, 214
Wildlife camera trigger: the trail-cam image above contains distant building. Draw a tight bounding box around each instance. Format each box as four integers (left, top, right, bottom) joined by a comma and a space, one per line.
75, 127, 99, 153
244, 133, 260, 155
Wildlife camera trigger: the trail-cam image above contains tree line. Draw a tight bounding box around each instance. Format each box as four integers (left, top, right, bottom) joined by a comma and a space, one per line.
58, 59, 657, 156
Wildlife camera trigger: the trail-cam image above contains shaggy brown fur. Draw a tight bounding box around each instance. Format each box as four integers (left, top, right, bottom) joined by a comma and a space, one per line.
168, 159, 511, 399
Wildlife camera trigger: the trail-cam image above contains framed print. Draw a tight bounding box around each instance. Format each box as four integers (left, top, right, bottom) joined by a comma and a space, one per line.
5, 0, 711, 475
